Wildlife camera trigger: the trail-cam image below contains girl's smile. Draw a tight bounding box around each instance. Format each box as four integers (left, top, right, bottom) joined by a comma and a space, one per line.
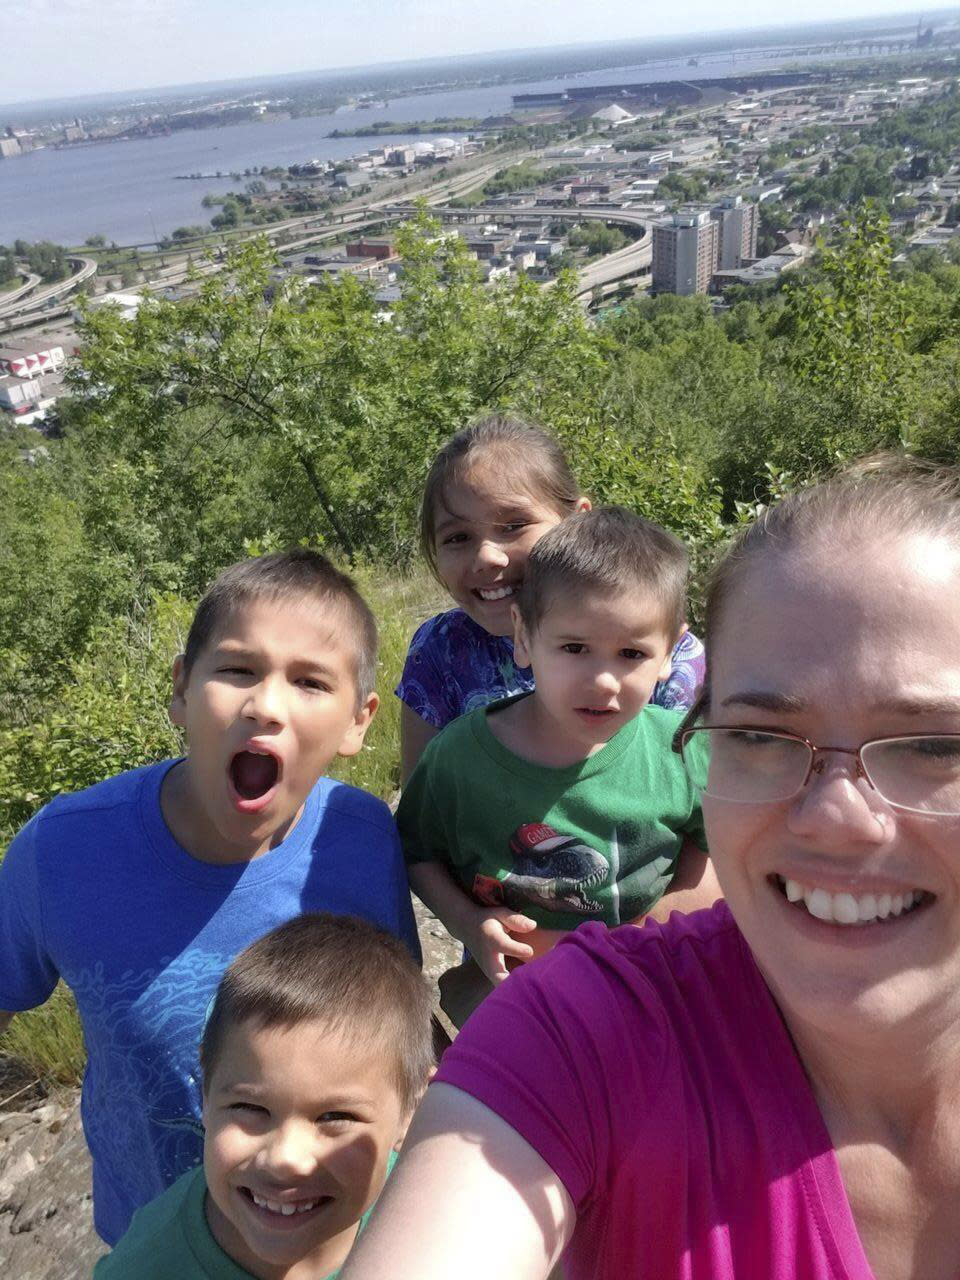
433, 466, 573, 637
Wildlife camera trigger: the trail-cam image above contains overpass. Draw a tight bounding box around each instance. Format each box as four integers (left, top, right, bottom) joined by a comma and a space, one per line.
387, 201, 652, 297
0, 257, 97, 322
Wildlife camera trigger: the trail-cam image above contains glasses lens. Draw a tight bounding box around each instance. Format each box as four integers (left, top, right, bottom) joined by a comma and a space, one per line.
864, 737, 960, 815
682, 729, 811, 803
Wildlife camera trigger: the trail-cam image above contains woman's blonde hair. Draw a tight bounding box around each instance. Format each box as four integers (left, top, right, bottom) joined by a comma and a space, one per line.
705, 452, 960, 689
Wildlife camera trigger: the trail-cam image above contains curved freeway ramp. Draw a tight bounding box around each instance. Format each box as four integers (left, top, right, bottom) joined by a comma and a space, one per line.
389, 201, 651, 297
0, 257, 97, 322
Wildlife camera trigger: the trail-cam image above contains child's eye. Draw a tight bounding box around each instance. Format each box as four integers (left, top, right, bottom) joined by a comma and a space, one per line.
229, 1101, 269, 1116
317, 1110, 358, 1126
620, 649, 648, 661
297, 677, 330, 693
218, 665, 252, 677
500, 521, 529, 534
561, 643, 586, 654
440, 531, 470, 546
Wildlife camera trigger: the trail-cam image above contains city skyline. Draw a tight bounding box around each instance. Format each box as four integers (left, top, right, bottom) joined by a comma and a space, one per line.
5, 1, 958, 105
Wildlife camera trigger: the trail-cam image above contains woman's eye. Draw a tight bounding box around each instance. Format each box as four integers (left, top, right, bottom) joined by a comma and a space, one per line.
219, 666, 251, 676
727, 730, 782, 748
441, 532, 469, 546
501, 521, 529, 534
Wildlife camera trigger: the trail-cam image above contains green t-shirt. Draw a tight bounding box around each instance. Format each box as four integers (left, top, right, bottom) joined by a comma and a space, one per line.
93, 1155, 395, 1280
398, 696, 706, 930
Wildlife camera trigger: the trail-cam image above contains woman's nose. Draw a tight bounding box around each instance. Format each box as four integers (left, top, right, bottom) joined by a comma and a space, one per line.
787, 758, 888, 847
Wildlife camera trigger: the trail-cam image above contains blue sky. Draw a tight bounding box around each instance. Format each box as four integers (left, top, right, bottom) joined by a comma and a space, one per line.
7, 1, 957, 104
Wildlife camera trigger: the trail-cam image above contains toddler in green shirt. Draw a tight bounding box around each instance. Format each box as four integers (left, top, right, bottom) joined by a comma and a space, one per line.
95, 913, 433, 1280
398, 506, 715, 1024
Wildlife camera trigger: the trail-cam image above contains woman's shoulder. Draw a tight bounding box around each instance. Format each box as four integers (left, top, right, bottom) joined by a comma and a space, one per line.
551, 901, 753, 1011
441, 904, 762, 1088
435, 904, 773, 1210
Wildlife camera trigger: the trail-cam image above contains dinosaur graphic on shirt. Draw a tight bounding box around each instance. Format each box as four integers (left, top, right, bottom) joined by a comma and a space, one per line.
474, 822, 608, 915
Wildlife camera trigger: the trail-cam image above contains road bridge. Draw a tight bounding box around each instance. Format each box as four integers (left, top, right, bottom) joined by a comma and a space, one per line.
388, 201, 652, 297
0, 257, 97, 322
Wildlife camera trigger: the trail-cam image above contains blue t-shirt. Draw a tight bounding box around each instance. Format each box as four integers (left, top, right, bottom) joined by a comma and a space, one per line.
0, 761, 419, 1246
396, 608, 706, 729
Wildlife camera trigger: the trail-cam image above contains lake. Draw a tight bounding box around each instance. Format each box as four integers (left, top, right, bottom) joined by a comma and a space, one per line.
0, 42, 888, 246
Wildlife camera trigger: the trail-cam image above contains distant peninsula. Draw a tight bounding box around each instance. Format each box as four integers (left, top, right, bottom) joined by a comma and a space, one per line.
326, 117, 484, 138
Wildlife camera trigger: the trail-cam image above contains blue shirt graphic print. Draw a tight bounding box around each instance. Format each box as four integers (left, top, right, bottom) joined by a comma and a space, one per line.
0, 761, 419, 1244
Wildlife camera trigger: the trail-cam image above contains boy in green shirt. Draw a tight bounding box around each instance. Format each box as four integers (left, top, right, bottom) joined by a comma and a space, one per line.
398, 507, 712, 1022
95, 913, 433, 1280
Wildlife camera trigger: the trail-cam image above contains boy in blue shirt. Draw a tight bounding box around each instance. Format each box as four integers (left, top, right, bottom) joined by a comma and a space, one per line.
0, 550, 419, 1245
95, 912, 434, 1280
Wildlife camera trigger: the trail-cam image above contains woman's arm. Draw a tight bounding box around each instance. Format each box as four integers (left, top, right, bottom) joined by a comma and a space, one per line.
340, 1083, 575, 1280
400, 703, 440, 786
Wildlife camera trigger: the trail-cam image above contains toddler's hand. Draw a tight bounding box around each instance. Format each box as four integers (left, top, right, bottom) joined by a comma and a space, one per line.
463, 907, 537, 985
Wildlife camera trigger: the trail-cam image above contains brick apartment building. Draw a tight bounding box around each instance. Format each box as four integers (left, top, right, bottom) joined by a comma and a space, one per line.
652, 210, 719, 295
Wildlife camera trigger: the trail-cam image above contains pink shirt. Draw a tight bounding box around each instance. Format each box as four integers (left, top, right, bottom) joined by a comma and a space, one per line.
435, 903, 876, 1280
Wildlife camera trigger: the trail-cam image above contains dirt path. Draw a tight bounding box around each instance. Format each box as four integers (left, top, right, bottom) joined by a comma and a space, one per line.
0, 901, 460, 1278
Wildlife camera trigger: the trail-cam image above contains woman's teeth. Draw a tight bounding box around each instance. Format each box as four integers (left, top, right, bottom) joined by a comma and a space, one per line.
250, 1191, 321, 1215
476, 585, 516, 601
780, 877, 925, 925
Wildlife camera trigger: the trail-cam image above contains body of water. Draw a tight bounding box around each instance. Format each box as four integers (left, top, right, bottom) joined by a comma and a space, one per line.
0, 42, 895, 246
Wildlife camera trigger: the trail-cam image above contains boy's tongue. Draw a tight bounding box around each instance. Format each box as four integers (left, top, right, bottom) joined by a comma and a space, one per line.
230, 751, 278, 800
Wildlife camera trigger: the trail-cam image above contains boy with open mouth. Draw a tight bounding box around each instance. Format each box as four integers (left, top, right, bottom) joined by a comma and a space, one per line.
0, 550, 420, 1248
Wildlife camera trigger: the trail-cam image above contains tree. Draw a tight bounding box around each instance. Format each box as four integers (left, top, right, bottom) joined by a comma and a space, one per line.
781, 207, 916, 461
66, 210, 599, 567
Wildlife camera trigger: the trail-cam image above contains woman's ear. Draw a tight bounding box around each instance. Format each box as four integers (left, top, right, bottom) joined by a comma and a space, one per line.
575, 495, 592, 513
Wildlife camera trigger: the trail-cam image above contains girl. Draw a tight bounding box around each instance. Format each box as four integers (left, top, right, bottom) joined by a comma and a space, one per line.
397, 415, 706, 782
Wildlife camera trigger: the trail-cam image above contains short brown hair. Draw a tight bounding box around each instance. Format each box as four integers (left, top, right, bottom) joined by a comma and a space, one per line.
182, 549, 378, 702
200, 913, 433, 1113
517, 505, 689, 639
704, 452, 960, 699
420, 415, 582, 578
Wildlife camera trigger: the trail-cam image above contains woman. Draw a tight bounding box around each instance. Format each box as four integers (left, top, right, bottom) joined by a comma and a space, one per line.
343, 455, 960, 1280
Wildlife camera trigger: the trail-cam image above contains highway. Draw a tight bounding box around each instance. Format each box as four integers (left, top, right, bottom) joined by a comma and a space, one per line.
0, 256, 97, 323
0, 153, 519, 328
392, 201, 652, 297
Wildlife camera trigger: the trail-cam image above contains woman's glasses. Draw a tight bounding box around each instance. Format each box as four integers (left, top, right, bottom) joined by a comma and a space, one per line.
677, 727, 960, 816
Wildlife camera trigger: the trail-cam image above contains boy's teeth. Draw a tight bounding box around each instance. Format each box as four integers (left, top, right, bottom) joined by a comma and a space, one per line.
251, 1192, 319, 1214
781, 878, 923, 925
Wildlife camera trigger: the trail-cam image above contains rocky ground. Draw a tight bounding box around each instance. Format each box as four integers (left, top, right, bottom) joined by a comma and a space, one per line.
0, 901, 460, 1279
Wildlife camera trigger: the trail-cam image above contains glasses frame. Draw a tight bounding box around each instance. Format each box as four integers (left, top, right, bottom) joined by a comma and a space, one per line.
673, 723, 960, 815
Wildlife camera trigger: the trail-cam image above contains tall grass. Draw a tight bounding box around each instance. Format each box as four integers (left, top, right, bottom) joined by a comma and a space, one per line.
0, 570, 444, 1089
